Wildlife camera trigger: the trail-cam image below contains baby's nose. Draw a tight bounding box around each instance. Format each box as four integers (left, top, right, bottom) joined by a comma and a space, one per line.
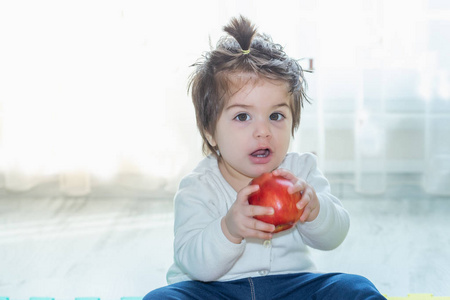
254, 121, 271, 138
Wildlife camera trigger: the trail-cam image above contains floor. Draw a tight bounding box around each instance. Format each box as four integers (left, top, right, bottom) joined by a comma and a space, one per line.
0, 175, 449, 300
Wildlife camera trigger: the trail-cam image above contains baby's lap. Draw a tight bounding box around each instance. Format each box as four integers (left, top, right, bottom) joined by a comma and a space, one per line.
143, 272, 382, 300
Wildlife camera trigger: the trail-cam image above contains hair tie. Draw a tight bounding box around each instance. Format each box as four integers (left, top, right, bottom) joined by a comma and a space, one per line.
241, 49, 250, 55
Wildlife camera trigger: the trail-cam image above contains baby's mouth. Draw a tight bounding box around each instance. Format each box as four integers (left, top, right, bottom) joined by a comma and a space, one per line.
250, 149, 270, 158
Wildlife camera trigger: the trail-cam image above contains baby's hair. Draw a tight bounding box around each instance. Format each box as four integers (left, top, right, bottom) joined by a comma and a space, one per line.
223, 16, 256, 52
189, 15, 310, 157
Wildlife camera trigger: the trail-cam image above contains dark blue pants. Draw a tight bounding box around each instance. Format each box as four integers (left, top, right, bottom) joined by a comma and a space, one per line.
143, 272, 386, 300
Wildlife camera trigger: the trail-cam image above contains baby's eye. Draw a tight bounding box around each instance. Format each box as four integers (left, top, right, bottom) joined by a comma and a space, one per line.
235, 113, 250, 121
270, 113, 285, 121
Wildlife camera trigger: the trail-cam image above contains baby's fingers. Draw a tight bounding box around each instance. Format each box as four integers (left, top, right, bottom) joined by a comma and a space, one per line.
246, 218, 276, 233
237, 184, 260, 204
299, 205, 312, 223
272, 168, 297, 183
246, 228, 274, 240
247, 205, 274, 218
273, 169, 306, 194
290, 180, 307, 195
296, 190, 320, 222
296, 189, 312, 210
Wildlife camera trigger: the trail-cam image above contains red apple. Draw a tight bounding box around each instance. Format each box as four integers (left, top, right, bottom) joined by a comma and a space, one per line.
248, 172, 303, 233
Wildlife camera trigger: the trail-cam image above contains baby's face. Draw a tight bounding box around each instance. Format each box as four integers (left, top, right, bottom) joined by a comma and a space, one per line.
210, 75, 292, 189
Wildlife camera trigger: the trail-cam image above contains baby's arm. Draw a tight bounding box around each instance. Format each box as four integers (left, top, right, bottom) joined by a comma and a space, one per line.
171, 176, 245, 282
297, 165, 350, 250
283, 153, 350, 250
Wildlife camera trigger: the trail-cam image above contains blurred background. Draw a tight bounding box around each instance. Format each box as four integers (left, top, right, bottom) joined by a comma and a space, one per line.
0, 0, 449, 196
1, 0, 450, 299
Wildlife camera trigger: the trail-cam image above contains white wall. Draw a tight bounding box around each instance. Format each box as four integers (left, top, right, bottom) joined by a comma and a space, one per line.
0, 0, 449, 195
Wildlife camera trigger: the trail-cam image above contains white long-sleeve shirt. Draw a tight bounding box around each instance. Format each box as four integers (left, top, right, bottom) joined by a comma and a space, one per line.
166, 152, 350, 284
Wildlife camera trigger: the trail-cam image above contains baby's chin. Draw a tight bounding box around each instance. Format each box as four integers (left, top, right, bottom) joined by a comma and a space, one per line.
250, 156, 284, 173
244, 165, 280, 179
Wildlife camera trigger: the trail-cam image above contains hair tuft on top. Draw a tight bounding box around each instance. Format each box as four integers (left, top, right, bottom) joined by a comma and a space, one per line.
223, 15, 256, 51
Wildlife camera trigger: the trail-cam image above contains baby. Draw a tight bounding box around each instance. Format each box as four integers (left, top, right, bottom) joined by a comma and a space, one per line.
144, 15, 386, 300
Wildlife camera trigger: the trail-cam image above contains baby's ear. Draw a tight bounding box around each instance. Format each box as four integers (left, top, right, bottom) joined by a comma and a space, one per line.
205, 132, 217, 147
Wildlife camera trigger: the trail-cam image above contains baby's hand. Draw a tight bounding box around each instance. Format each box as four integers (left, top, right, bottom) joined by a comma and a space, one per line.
272, 169, 320, 223
221, 184, 276, 244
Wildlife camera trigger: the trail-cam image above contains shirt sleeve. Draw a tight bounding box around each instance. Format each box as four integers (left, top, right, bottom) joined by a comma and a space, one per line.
292, 153, 350, 250
171, 173, 246, 282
